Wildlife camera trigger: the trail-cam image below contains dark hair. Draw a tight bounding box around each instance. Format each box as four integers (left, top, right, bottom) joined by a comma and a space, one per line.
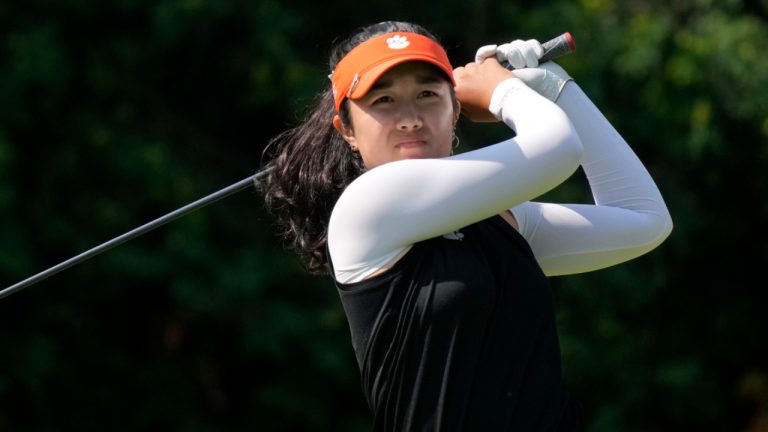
260, 21, 444, 275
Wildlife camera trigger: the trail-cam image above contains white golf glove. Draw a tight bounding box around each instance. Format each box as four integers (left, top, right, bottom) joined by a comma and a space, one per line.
475, 39, 542, 68
475, 39, 573, 102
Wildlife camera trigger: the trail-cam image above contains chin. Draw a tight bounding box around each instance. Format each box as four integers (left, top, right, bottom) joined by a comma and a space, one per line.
398, 147, 448, 160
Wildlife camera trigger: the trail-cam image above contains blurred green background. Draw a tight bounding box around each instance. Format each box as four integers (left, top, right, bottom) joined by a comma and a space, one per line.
1, 0, 767, 430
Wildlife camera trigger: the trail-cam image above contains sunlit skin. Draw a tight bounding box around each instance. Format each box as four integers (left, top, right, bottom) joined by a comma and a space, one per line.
334, 58, 516, 169
453, 57, 518, 123
335, 62, 459, 170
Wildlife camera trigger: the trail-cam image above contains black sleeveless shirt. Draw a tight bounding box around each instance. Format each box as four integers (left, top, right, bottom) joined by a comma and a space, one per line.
332, 216, 584, 431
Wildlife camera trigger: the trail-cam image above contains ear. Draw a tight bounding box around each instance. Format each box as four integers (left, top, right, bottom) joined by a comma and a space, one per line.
333, 114, 356, 145
451, 96, 461, 126
453, 100, 462, 126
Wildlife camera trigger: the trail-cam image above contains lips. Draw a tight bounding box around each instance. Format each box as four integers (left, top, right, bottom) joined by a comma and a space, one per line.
395, 136, 428, 148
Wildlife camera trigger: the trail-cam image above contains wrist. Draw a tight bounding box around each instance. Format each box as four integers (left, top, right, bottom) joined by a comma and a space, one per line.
514, 62, 574, 102
488, 78, 528, 119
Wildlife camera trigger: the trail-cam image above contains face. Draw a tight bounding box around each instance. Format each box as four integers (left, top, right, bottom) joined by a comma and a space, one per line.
336, 62, 459, 169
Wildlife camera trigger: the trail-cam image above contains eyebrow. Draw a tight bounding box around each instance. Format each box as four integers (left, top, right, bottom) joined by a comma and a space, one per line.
369, 73, 445, 92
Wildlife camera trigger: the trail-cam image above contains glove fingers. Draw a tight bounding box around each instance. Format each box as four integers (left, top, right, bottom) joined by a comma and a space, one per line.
501, 40, 527, 69
524, 39, 542, 67
474, 44, 497, 63
497, 39, 543, 69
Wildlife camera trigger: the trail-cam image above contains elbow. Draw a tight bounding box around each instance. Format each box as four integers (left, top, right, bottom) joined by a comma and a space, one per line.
614, 205, 675, 258
658, 209, 674, 244
644, 208, 674, 251
652, 196, 674, 245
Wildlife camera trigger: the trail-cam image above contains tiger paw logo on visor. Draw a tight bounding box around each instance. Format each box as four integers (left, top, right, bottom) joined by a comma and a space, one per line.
386, 35, 410, 49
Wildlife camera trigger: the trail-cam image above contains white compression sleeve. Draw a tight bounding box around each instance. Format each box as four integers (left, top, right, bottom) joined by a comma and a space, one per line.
509, 82, 673, 276
328, 78, 583, 284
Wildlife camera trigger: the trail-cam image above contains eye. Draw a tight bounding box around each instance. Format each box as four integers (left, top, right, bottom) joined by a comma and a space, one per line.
372, 95, 394, 105
419, 90, 438, 98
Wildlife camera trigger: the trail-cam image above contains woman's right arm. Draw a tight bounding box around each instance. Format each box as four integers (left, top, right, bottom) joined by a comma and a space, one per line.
328, 64, 583, 282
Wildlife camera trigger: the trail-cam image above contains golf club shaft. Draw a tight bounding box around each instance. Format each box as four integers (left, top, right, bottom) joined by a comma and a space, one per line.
2, 32, 578, 301
1, 169, 268, 300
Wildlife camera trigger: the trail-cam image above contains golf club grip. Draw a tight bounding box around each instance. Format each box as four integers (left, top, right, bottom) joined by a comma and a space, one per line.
540, 32, 576, 63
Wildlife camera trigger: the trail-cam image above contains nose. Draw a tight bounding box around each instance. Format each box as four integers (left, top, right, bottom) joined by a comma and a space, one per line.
396, 104, 423, 131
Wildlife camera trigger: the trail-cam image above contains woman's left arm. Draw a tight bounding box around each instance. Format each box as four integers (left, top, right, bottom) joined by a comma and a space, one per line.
512, 80, 673, 276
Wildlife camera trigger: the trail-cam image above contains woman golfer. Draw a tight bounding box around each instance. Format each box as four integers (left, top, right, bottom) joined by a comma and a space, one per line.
263, 20, 672, 431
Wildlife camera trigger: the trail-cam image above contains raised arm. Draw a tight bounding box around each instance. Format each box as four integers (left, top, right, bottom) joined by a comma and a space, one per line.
476, 40, 673, 276
511, 79, 673, 275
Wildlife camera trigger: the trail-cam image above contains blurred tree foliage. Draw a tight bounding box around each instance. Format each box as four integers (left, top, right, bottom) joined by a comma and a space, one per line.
1, 0, 766, 430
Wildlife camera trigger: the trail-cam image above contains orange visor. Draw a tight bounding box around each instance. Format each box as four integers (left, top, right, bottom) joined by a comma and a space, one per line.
330, 32, 455, 112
